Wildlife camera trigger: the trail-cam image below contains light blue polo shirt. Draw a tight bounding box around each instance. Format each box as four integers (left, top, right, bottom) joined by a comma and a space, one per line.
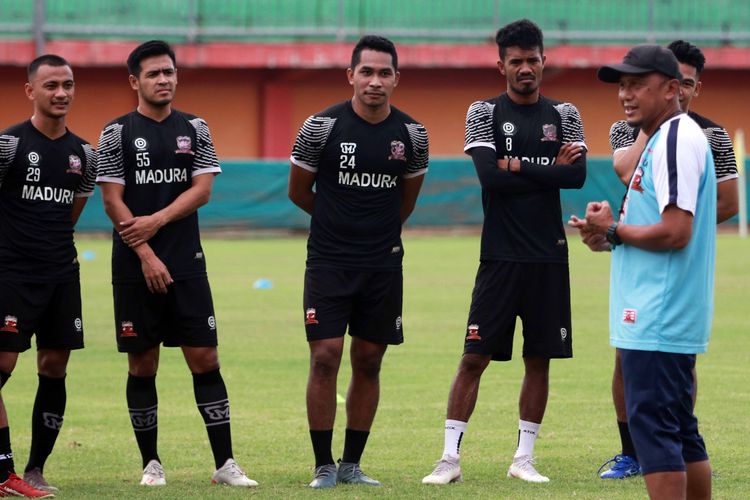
610, 113, 716, 354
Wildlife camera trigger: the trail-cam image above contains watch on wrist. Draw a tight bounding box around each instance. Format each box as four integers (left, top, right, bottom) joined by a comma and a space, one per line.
606, 222, 622, 246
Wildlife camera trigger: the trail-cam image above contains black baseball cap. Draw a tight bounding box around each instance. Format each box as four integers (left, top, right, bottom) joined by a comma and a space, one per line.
598, 44, 683, 83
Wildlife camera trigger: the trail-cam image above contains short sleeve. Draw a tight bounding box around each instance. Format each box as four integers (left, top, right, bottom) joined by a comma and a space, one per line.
290, 115, 337, 173
703, 126, 738, 182
189, 118, 221, 177
75, 143, 97, 197
404, 123, 428, 178
95, 123, 126, 185
464, 101, 496, 153
554, 102, 586, 148
0, 134, 19, 187
609, 120, 637, 152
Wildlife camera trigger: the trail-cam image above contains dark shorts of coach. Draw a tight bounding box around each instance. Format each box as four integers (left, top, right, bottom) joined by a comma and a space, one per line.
621, 349, 708, 475
0, 279, 84, 352
114, 277, 218, 353
463, 261, 572, 361
303, 268, 403, 345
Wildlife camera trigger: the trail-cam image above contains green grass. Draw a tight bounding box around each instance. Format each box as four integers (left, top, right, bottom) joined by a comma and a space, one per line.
5, 233, 749, 498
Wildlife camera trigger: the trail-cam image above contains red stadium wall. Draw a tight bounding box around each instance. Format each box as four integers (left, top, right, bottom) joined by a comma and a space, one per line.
2, 65, 747, 158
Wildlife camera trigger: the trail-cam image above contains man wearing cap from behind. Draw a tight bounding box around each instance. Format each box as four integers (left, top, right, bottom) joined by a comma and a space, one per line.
569, 45, 715, 500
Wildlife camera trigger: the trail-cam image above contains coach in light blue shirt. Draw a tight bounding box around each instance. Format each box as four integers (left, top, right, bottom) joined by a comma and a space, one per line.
569, 45, 715, 500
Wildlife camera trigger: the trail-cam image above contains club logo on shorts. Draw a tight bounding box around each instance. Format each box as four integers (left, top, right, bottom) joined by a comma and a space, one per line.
66, 155, 82, 175
466, 324, 481, 341
630, 167, 645, 193
388, 140, 407, 161
133, 137, 148, 151
120, 321, 138, 338
74, 317, 83, 333
560, 327, 568, 341
622, 309, 637, 324
395, 316, 402, 331
502, 122, 516, 136
305, 308, 319, 325
207, 316, 216, 330
27, 152, 40, 166
175, 136, 194, 154
0, 315, 18, 333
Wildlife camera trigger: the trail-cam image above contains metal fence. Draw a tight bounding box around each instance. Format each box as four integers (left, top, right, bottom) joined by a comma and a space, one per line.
1, 0, 749, 48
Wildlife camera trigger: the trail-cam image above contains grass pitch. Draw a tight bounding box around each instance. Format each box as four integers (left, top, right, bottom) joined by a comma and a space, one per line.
4, 233, 749, 499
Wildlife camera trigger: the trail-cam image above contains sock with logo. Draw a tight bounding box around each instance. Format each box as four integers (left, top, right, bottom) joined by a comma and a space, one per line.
310, 429, 334, 467
127, 373, 160, 468
442, 419, 467, 459
0, 427, 13, 482
514, 419, 541, 458
25, 374, 66, 472
193, 369, 232, 469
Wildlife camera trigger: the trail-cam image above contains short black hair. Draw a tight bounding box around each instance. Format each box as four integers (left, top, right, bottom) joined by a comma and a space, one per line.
27, 54, 71, 81
667, 40, 705, 75
127, 40, 176, 77
351, 35, 398, 71
495, 19, 544, 59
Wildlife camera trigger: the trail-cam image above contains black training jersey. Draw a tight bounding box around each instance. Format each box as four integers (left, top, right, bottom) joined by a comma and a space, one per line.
0, 120, 96, 282
96, 110, 221, 284
464, 93, 587, 263
290, 100, 428, 270
609, 111, 737, 182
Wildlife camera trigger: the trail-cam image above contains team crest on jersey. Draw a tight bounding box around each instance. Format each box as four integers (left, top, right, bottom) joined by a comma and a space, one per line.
388, 140, 407, 161
541, 124, 558, 142
133, 137, 148, 151
27, 151, 40, 166
622, 309, 637, 324
466, 324, 481, 340
305, 308, 319, 325
175, 136, 194, 154
0, 315, 18, 333
340, 142, 356, 154
630, 167, 644, 193
66, 155, 82, 175
502, 122, 516, 136
120, 321, 138, 337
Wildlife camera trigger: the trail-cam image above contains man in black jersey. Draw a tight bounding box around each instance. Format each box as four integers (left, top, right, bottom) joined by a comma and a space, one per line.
0, 54, 97, 498
595, 40, 738, 480
422, 19, 586, 486
288, 35, 428, 489
96, 40, 256, 488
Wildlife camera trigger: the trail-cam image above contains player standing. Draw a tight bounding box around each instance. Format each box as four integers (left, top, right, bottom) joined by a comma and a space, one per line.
288, 35, 428, 489
574, 44, 715, 500
0, 54, 96, 497
422, 19, 586, 485
597, 40, 738, 479
96, 40, 256, 488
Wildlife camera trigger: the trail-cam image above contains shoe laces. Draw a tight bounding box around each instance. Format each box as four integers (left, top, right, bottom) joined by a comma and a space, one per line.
144, 463, 164, 478
224, 461, 246, 478
514, 456, 539, 471
432, 458, 459, 475
314, 465, 335, 478
597, 454, 630, 475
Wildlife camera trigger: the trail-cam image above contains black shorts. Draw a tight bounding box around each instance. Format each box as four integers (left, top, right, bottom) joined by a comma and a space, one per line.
113, 278, 218, 353
621, 349, 708, 474
303, 268, 403, 345
463, 261, 572, 361
0, 279, 84, 352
